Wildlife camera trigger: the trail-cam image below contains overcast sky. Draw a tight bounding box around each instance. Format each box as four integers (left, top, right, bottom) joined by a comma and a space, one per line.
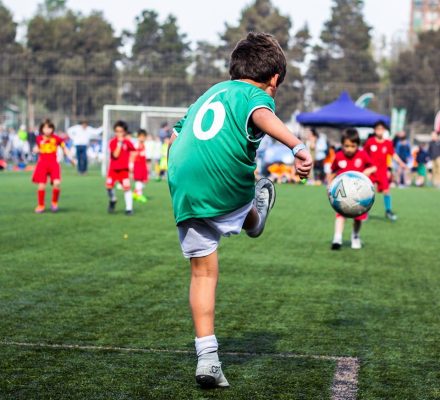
4, 0, 410, 46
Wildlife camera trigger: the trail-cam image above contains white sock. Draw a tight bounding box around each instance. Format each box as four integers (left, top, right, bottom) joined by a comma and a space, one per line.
124, 190, 133, 211
195, 335, 218, 357
135, 181, 143, 195
333, 233, 342, 243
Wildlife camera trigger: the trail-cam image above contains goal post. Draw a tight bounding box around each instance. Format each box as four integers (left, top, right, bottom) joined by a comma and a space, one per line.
101, 105, 187, 176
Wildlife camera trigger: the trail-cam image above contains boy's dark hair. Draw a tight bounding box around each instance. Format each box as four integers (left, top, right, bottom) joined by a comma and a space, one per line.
113, 120, 128, 132
39, 118, 55, 134
342, 128, 360, 145
373, 120, 388, 129
137, 129, 147, 136
229, 32, 286, 86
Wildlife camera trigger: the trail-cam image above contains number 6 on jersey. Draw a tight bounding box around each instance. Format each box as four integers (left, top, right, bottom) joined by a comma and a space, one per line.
193, 89, 227, 141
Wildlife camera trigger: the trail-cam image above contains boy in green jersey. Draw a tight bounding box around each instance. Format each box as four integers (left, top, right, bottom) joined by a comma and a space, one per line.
168, 32, 313, 389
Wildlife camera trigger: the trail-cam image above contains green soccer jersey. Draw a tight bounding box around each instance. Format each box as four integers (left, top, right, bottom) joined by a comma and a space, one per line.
168, 80, 275, 224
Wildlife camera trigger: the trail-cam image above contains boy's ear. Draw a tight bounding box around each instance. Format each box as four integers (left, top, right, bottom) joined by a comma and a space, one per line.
269, 74, 280, 88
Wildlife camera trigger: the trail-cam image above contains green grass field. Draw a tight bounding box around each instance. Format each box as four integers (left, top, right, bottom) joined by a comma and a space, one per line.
0, 168, 439, 399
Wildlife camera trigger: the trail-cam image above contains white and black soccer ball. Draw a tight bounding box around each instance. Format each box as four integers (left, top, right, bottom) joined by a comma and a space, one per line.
328, 171, 375, 218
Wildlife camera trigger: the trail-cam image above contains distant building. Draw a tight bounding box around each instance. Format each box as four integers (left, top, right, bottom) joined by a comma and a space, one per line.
410, 0, 440, 43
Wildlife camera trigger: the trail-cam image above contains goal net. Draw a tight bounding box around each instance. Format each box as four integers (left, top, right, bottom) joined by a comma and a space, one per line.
101, 105, 187, 176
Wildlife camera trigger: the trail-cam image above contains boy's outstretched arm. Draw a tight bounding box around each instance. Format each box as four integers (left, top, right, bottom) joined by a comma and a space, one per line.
252, 108, 313, 178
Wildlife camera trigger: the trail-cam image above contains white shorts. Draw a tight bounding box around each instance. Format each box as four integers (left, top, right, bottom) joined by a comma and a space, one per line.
177, 201, 254, 259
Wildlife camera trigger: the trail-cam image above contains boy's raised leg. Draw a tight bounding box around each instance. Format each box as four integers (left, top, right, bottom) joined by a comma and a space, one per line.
245, 178, 276, 238
190, 252, 229, 389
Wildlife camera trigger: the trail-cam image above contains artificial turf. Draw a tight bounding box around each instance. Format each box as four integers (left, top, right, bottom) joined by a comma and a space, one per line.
0, 168, 439, 399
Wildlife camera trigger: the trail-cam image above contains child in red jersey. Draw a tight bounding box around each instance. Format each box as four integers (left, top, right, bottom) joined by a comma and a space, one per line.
364, 121, 406, 221
32, 119, 75, 213
131, 129, 149, 203
106, 120, 135, 215
330, 129, 376, 250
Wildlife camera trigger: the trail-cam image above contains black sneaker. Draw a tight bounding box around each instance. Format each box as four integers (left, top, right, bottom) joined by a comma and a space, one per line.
385, 211, 397, 221
331, 242, 342, 250
108, 200, 117, 213
125, 210, 133, 216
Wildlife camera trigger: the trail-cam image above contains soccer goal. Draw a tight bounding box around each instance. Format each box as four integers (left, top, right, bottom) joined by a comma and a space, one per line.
101, 105, 187, 176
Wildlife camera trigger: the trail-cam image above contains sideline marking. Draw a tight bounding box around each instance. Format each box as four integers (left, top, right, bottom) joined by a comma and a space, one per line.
1, 340, 359, 399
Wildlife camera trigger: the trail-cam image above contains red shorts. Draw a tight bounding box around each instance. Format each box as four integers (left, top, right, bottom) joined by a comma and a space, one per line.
371, 171, 390, 193
133, 162, 149, 182
336, 213, 368, 221
32, 161, 61, 184
106, 169, 130, 190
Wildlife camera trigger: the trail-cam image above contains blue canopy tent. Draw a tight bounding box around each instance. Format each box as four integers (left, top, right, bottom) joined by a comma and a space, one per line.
296, 91, 390, 128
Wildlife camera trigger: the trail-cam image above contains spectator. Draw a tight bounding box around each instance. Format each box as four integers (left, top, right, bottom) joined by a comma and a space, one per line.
158, 122, 171, 143
67, 120, 103, 175
395, 133, 411, 187
414, 144, 430, 187
307, 128, 328, 184
428, 131, 440, 188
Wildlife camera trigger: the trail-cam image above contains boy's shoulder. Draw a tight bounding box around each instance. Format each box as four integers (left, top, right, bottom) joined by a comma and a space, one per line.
204, 80, 270, 99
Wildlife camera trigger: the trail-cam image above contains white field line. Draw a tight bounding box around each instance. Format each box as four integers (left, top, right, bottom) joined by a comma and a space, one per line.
1, 340, 359, 400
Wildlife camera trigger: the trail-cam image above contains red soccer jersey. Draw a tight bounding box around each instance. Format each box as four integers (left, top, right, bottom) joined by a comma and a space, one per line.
36, 134, 65, 163
134, 142, 147, 163
331, 149, 373, 176
109, 137, 135, 171
363, 136, 394, 172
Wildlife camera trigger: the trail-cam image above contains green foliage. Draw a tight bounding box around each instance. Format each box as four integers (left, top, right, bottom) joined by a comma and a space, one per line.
26, 8, 120, 117
124, 10, 192, 106
308, 0, 378, 105
0, 170, 439, 398
37, 0, 67, 18
218, 0, 311, 120
0, 2, 22, 108
390, 30, 440, 124
0, 1, 17, 49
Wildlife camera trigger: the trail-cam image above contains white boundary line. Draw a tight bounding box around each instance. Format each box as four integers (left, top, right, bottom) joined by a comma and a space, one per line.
0, 341, 359, 399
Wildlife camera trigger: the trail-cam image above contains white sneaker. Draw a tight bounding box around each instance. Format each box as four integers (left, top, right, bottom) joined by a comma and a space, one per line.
247, 178, 276, 238
351, 235, 362, 250
195, 358, 230, 388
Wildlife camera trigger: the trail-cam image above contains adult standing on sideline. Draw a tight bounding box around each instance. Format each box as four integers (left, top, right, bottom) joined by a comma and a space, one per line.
428, 131, 440, 188
158, 122, 171, 143
67, 120, 102, 174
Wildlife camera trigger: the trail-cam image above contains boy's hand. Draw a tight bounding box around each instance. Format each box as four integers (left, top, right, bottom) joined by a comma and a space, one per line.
294, 149, 313, 178
70, 158, 77, 167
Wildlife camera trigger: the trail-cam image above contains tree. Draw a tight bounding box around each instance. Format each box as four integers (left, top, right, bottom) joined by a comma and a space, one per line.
390, 30, 440, 124
26, 2, 120, 120
0, 1, 23, 109
215, 0, 310, 120
308, 0, 378, 105
37, 0, 67, 18
123, 10, 192, 106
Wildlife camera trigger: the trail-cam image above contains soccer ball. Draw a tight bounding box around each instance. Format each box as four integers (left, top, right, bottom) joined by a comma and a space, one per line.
328, 171, 375, 218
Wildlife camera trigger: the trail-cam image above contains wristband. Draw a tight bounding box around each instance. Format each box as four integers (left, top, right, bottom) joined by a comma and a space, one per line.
292, 143, 306, 157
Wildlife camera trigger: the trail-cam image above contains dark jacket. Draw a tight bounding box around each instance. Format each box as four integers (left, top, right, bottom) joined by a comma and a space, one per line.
428, 140, 440, 160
